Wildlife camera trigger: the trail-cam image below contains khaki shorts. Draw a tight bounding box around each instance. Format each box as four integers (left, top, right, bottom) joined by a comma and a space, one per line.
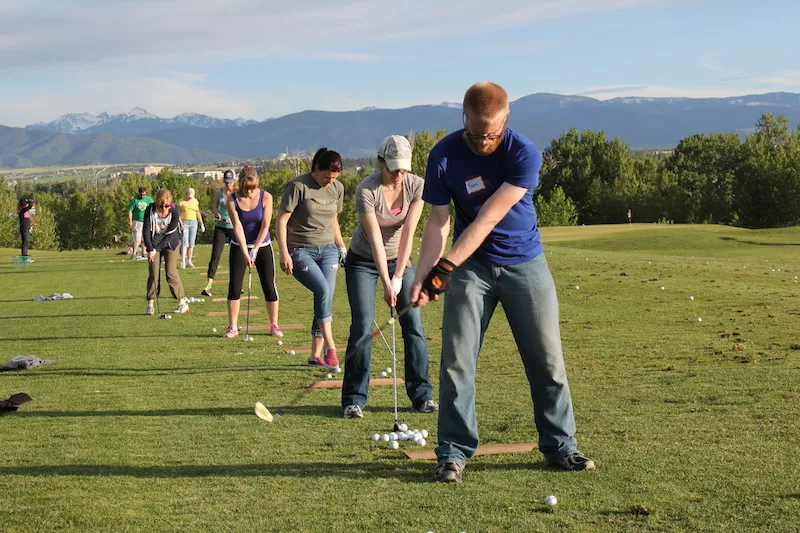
131, 220, 144, 244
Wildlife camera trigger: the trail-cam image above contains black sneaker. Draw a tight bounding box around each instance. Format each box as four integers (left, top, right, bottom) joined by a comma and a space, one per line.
546, 452, 596, 471
201, 288, 212, 297
434, 461, 463, 483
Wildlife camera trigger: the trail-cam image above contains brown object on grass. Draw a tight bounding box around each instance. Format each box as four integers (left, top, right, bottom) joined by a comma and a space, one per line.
404, 442, 537, 460
311, 378, 404, 389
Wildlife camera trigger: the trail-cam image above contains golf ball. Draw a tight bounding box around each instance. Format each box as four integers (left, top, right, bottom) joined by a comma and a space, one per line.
384, 367, 392, 374
334, 366, 341, 373
277, 340, 283, 346
389, 432, 398, 441
380, 371, 388, 377
696, 317, 703, 322
381, 434, 390, 442
371, 433, 380, 441
289, 350, 296, 355
398, 433, 407, 441
166, 315, 171, 319
421, 429, 429, 438
325, 373, 333, 379
544, 495, 558, 505
389, 441, 399, 450
689, 296, 694, 300
212, 328, 217, 333
575, 285, 579, 290
660, 286, 665, 290
398, 423, 408, 431
416, 438, 426, 446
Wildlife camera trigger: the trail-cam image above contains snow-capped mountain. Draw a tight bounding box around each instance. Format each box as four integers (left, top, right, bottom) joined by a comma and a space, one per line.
25, 108, 258, 135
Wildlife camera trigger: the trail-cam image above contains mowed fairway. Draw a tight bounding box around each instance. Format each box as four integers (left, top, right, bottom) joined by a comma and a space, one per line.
1, 224, 798, 533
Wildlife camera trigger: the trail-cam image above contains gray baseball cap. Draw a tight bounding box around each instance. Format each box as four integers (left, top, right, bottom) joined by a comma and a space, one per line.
223, 169, 235, 183
378, 135, 412, 172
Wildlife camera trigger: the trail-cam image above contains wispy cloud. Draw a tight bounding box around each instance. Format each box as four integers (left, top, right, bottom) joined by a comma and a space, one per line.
566, 84, 794, 100
698, 50, 724, 73
753, 70, 800, 86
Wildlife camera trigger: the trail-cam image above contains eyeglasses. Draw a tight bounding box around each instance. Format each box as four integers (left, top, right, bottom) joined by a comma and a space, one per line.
157, 204, 170, 209
463, 114, 507, 141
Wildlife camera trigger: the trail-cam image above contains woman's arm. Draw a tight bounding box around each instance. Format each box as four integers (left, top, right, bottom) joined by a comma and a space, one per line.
252, 191, 273, 252
276, 209, 293, 274
393, 199, 424, 280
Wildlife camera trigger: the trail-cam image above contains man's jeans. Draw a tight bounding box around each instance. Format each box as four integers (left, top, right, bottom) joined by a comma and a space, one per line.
290, 244, 339, 337
341, 252, 433, 410
435, 252, 578, 466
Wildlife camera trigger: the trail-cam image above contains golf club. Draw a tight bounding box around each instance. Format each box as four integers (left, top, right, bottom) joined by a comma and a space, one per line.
156, 253, 166, 319
391, 306, 400, 432
355, 301, 415, 351
244, 264, 252, 341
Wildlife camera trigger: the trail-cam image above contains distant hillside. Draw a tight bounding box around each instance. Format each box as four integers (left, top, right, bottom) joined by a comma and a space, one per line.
0, 126, 233, 168
7, 92, 800, 166
26, 107, 257, 136
144, 92, 800, 157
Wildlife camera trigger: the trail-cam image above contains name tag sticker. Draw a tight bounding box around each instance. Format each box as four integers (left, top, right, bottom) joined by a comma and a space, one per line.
465, 176, 486, 195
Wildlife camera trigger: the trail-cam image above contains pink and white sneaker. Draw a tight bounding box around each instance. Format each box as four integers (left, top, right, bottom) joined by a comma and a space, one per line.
224, 325, 239, 339
268, 324, 284, 338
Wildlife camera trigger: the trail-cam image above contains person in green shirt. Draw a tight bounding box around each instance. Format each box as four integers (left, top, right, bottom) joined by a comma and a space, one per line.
128, 187, 154, 258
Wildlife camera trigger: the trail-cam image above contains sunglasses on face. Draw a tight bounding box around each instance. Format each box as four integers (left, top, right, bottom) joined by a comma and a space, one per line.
157, 204, 170, 209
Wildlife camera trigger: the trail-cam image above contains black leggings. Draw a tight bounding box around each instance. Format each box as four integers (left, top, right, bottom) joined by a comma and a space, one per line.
228, 242, 279, 302
207, 226, 233, 279
20, 220, 30, 256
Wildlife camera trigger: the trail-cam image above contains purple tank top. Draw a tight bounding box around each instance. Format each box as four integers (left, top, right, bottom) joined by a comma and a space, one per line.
234, 189, 270, 246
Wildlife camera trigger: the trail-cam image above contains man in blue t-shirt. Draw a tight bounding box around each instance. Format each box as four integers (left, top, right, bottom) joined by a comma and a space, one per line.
411, 82, 595, 483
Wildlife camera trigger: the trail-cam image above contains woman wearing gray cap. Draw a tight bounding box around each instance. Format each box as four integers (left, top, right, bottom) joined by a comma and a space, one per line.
340, 135, 437, 419
202, 169, 237, 297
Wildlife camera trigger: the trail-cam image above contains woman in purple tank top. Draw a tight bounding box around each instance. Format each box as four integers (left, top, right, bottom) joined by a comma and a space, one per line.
223, 165, 282, 339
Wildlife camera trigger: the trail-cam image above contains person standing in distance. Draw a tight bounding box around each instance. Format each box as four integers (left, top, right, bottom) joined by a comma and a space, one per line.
17, 198, 35, 258
340, 135, 437, 419
128, 187, 153, 259
276, 148, 346, 369
178, 187, 205, 268
411, 82, 595, 483
203, 169, 237, 297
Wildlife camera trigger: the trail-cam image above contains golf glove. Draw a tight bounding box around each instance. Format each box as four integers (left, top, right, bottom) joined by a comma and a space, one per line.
201, 224, 206, 233
249, 248, 258, 262
391, 275, 403, 295
338, 247, 347, 267
422, 258, 456, 298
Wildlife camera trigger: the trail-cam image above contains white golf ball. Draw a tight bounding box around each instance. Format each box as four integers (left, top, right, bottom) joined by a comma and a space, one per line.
421, 429, 429, 438
334, 366, 341, 373
389, 441, 399, 450
544, 495, 558, 505
575, 285, 579, 290
212, 328, 217, 333
660, 286, 665, 290
381, 434, 390, 442
416, 438, 426, 446
248, 336, 254, 341
389, 432, 398, 441
371, 433, 380, 441
289, 350, 296, 355
398, 433, 408, 441
385, 367, 392, 374
696, 317, 703, 322
325, 373, 333, 379
689, 296, 694, 300
277, 340, 283, 346
398, 423, 408, 431
380, 371, 387, 377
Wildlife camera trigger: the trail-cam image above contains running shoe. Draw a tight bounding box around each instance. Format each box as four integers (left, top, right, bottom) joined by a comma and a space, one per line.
546, 452, 596, 471
224, 325, 239, 339
268, 324, 284, 337
343, 405, 363, 419
323, 348, 339, 369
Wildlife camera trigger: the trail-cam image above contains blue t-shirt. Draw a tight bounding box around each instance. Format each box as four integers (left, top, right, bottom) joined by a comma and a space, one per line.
423, 128, 543, 266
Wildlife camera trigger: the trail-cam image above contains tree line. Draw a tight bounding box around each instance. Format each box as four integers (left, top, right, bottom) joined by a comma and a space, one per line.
1, 114, 798, 252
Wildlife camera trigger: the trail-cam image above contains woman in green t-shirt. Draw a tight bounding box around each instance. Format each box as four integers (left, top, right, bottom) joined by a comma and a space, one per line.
203, 169, 238, 297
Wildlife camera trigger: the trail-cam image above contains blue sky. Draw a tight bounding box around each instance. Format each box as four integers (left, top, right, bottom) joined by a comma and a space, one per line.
1, 0, 798, 126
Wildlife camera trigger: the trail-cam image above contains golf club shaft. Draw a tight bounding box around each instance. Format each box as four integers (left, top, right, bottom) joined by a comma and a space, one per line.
365, 302, 414, 345
391, 307, 399, 428
156, 252, 161, 316
245, 265, 252, 340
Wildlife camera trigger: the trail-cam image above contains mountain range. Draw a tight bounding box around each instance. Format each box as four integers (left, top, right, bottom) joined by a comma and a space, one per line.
3, 92, 800, 168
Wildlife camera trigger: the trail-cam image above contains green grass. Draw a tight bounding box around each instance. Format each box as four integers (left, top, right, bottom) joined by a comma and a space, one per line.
1, 224, 799, 532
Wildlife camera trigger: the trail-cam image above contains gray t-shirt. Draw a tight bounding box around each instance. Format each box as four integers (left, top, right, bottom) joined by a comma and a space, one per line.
280, 172, 344, 247
349, 171, 424, 261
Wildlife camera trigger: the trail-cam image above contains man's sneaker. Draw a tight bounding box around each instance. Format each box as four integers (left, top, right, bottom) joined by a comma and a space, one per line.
308, 357, 324, 367
547, 452, 596, 471
323, 348, 339, 369
268, 324, 284, 338
416, 399, 439, 413
187, 261, 195, 268
145, 304, 154, 316
201, 288, 212, 297
224, 325, 239, 339
174, 299, 190, 314
343, 405, 363, 419
434, 461, 463, 483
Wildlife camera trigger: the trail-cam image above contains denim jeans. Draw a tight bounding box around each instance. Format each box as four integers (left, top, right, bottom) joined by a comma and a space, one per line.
435, 252, 578, 467
180, 219, 198, 248
290, 244, 339, 337
341, 252, 433, 410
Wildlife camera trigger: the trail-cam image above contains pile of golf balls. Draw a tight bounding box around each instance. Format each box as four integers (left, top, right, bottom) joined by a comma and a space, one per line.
371, 428, 429, 448
185, 297, 205, 303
